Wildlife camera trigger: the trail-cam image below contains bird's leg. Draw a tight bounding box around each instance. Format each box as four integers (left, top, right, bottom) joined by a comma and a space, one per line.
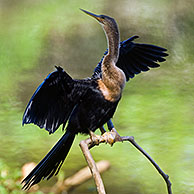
89, 121, 122, 147
99, 120, 123, 146
101, 129, 123, 146
100, 126, 106, 134
108, 120, 123, 141
107, 120, 114, 131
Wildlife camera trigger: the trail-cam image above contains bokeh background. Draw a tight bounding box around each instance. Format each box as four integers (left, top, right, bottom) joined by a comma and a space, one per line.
0, 0, 194, 193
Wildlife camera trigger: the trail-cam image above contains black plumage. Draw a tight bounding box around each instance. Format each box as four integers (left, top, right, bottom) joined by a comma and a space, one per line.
22, 9, 168, 190
93, 35, 168, 80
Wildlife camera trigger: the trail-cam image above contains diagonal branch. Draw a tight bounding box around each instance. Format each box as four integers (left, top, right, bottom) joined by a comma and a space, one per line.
80, 139, 106, 194
79, 129, 172, 194
122, 136, 172, 194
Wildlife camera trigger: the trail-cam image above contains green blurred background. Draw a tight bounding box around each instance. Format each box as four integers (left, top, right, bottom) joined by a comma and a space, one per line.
0, 0, 194, 193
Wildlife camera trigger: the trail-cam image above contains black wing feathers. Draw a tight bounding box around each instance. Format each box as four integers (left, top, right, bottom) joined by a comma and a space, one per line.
22, 131, 75, 190
22, 66, 82, 134
93, 36, 168, 81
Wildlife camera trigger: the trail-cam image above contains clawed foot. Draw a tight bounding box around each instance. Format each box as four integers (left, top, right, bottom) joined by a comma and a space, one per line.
89, 129, 122, 147
101, 128, 123, 146
89, 131, 101, 145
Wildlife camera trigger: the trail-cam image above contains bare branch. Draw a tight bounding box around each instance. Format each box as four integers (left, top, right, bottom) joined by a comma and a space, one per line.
80, 139, 106, 194
79, 129, 172, 194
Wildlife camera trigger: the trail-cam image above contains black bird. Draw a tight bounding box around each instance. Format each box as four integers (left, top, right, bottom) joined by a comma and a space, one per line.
21, 9, 168, 189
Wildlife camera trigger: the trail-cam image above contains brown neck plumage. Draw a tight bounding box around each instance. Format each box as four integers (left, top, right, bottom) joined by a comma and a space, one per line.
105, 25, 120, 63
99, 20, 126, 102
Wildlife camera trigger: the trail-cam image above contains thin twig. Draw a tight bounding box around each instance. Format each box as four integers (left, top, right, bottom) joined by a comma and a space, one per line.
122, 136, 172, 194
79, 129, 172, 194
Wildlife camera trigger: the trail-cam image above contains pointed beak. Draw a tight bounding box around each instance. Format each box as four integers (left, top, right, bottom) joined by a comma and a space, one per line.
80, 9, 104, 23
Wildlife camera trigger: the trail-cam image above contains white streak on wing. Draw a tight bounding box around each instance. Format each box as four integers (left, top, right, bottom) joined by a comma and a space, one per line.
23, 101, 33, 122
26, 117, 30, 123
56, 119, 59, 128
43, 119, 47, 129
51, 122, 55, 133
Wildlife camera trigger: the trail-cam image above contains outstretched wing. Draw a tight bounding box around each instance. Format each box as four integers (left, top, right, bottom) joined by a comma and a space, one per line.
22, 66, 84, 134
92, 36, 168, 81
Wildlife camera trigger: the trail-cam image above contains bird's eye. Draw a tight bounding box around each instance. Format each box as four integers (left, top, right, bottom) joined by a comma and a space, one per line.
101, 16, 105, 19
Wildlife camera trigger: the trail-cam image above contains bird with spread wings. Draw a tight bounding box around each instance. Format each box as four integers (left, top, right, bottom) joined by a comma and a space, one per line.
22, 9, 168, 190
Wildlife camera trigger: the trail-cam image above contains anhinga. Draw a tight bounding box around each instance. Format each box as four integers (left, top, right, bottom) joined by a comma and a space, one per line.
21, 9, 168, 189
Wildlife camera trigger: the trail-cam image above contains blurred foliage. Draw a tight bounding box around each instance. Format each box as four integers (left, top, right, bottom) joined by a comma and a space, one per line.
0, 0, 194, 193
0, 159, 50, 194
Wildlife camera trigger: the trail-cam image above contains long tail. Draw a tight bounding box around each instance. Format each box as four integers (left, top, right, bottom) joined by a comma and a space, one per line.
22, 131, 75, 190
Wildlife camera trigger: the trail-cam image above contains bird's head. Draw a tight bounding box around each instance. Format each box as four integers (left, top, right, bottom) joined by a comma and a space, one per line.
80, 9, 118, 33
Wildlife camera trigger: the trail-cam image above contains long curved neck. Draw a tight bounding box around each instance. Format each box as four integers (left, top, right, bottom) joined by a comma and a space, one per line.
101, 22, 121, 80
99, 22, 125, 102
104, 26, 120, 63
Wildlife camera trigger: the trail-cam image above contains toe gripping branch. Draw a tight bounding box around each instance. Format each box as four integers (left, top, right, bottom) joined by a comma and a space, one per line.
89, 128, 122, 148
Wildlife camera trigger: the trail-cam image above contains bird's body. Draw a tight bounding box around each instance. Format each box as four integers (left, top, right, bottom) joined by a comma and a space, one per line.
21, 10, 168, 189
66, 77, 120, 134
